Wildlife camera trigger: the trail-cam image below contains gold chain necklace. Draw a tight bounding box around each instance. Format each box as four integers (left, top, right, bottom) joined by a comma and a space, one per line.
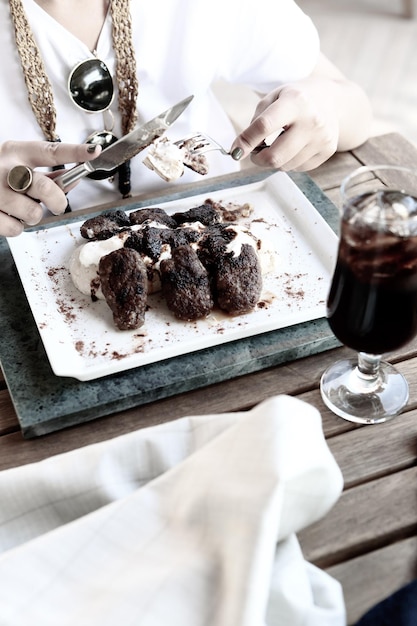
8, 0, 139, 196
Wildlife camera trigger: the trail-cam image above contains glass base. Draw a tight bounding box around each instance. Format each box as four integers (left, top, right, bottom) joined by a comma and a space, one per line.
320, 357, 409, 424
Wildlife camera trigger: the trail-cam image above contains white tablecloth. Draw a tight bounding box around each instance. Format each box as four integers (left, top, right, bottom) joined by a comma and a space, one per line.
0, 395, 345, 625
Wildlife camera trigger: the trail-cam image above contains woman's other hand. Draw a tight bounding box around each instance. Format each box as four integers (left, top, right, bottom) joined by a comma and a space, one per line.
231, 53, 372, 172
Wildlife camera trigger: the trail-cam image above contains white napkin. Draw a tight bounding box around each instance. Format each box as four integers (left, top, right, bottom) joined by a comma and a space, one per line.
0, 395, 345, 626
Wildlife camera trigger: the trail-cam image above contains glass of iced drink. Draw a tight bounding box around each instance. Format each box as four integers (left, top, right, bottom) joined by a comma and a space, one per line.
320, 165, 417, 424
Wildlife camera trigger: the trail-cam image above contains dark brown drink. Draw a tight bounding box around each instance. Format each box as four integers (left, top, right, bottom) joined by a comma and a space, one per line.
327, 190, 417, 354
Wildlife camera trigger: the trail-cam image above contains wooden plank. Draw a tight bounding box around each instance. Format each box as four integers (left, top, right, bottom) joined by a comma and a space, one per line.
328, 404, 417, 488
327, 536, 417, 625
310, 133, 417, 211
352, 132, 417, 168
309, 151, 361, 194
309, 131, 417, 212
0, 390, 19, 436
298, 466, 417, 567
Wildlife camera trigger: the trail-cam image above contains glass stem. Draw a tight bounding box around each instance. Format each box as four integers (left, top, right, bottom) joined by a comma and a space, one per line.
357, 352, 381, 382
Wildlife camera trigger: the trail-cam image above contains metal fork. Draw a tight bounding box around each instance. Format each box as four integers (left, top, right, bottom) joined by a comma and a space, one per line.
175, 132, 269, 158
174, 132, 231, 156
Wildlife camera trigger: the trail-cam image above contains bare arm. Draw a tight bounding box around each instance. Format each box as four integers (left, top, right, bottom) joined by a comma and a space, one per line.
231, 52, 373, 172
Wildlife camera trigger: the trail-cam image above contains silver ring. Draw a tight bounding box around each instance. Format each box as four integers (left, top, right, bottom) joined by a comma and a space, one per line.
7, 165, 33, 193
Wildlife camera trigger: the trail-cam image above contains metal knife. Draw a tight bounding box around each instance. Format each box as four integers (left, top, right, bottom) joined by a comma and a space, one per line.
54, 95, 194, 190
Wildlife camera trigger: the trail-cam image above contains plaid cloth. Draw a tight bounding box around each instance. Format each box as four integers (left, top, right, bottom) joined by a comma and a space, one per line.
0, 395, 345, 626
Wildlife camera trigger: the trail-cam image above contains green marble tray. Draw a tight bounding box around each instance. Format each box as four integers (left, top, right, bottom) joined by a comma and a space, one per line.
0, 169, 340, 438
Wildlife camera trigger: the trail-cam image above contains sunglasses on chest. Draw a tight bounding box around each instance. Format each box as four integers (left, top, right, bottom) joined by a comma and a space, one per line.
68, 57, 119, 179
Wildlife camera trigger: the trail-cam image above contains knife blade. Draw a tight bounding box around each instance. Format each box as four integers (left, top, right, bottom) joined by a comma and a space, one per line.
54, 95, 194, 190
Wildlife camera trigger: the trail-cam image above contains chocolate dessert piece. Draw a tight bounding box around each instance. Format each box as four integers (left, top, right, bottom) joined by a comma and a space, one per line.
98, 248, 148, 330
175, 137, 209, 175
182, 151, 209, 175
204, 198, 253, 222
125, 226, 200, 257
172, 203, 221, 227
123, 230, 146, 255
136, 226, 167, 262
80, 210, 130, 240
123, 230, 163, 294
163, 227, 201, 249
160, 245, 214, 320
129, 207, 177, 228
213, 244, 263, 315
197, 225, 262, 314
197, 224, 239, 270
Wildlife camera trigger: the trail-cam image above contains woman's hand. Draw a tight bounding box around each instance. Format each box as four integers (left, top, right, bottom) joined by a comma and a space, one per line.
0, 140, 101, 238
231, 53, 372, 172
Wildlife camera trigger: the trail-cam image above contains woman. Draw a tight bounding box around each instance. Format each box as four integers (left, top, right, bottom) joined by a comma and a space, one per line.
0, 0, 372, 237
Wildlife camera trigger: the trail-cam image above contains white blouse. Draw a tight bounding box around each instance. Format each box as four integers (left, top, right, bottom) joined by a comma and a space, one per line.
0, 0, 320, 210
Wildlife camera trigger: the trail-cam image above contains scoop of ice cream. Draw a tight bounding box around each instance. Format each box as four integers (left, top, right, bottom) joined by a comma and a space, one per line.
69, 235, 127, 299
142, 137, 185, 182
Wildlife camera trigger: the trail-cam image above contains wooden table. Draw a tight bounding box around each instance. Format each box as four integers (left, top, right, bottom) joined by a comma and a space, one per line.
1, 132, 417, 625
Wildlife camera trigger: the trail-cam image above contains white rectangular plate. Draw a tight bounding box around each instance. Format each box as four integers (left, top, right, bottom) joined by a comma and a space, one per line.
7, 172, 337, 381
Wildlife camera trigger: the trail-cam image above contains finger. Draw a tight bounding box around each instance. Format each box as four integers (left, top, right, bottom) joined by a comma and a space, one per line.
3, 168, 69, 217
230, 95, 293, 159
26, 171, 70, 215
1, 192, 44, 227
268, 125, 336, 171
250, 126, 308, 170
2, 140, 101, 169
231, 120, 281, 160
259, 139, 336, 172
0, 211, 25, 238
283, 149, 336, 172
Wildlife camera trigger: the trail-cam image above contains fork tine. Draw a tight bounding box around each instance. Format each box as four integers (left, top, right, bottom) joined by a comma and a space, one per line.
175, 132, 205, 144
195, 133, 225, 152
176, 134, 210, 150
175, 132, 230, 156
186, 135, 211, 149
